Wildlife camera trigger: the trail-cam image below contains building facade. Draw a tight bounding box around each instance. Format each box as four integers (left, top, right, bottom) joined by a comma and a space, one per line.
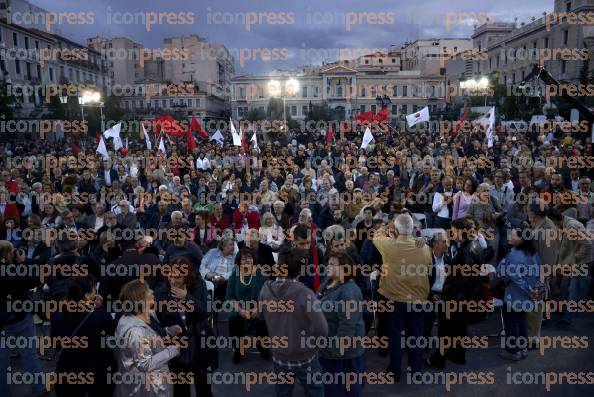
471, 0, 594, 85
0, 21, 110, 119
232, 55, 447, 122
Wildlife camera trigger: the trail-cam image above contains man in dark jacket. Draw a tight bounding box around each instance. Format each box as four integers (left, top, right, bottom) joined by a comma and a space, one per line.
0, 241, 44, 397
427, 218, 484, 368
99, 235, 161, 312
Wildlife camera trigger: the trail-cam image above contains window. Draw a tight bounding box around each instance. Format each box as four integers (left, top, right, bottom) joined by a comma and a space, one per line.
371, 105, 377, 113
302, 105, 308, 116
563, 30, 569, 45
15, 60, 20, 75
413, 105, 418, 113
361, 87, 366, 97
402, 104, 408, 114
496, 55, 500, 67
258, 87, 264, 98
402, 85, 408, 97
239, 87, 245, 98
195, 98, 200, 107
391, 105, 398, 114
371, 87, 376, 97
76, 70, 80, 81
544, 37, 549, 48
162, 100, 166, 107
562, 60, 567, 74
337, 86, 342, 97
12, 32, 17, 47
26, 62, 31, 80
314, 86, 319, 97
393, 86, 398, 96
489, 58, 492, 69
291, 106, 297, 116
36, 64, 41, 80
566, 1, 572, 12
24, 37, 28, 49
360, 105, 366, 113
392, 58, 396, 63
302, 86, 307, 97
35, 40, 39, 50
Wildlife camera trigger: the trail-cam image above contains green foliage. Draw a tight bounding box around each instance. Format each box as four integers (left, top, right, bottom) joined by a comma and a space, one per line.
0, 78, 17, 121
244, 107, 266, 122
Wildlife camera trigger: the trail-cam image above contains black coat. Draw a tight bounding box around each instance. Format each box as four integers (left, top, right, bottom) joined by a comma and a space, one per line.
237, 241, 275, 268
50, 309, 117, 377
441, 240, 485, 302
154, 280, 218, 372
98, 250, 161, 308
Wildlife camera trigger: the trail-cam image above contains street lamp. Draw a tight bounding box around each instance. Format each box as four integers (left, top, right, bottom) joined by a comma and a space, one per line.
460, 77, 490, 107
268, 78, 299, 131
79, 89, 105, 130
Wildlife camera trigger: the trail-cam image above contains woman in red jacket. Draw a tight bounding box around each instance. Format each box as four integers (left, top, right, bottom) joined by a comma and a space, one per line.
208, 203, 230, 236
233, 201, 260, 233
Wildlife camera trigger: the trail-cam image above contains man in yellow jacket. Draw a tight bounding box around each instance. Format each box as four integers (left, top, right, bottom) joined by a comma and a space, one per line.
373, 213, 433, 381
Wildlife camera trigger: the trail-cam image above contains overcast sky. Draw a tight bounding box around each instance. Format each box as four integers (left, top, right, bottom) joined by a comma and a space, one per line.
33, 0, 553, 74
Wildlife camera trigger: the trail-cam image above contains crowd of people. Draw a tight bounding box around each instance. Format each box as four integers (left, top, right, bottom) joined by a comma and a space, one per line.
0, 122, 593, 397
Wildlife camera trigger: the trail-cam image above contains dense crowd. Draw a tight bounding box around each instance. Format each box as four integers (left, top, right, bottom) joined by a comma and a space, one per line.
0, 122, 593, 397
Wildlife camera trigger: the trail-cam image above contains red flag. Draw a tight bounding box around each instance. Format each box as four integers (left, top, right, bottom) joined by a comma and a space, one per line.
186, 124, 197, 151
95, 131, 100, 144
191, 115, 208, 138
355, 110, 375, 124
153, 115, 185, 137
376, 108, 390, 123
452, 111, 468, 137
71, 142, 81, 154
325, 128, 334, 145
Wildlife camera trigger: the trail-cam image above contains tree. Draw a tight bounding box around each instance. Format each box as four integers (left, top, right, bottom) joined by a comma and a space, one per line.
0, 77, 17, 121
245, 107, 266, 122
305, 102, 331, 122
266, 97, 284, 121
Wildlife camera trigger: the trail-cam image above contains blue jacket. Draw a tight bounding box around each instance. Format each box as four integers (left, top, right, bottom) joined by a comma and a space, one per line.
497, 248, 543, 312
316, 278, 366, 360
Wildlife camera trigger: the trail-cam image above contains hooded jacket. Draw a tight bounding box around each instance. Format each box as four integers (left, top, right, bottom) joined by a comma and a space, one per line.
259, 279, 328, 362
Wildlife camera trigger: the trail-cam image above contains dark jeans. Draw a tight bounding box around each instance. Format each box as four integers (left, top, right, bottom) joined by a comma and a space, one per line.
272, 359, 324, 397
502, 308, 528, 354
319, 354, 365, 397
386, 301, 424, 377
429, 306, 468, 367
171, 368, 212, 397
434, 216, 451, 230
213, 280, 228, 305
228, 315, 269, 347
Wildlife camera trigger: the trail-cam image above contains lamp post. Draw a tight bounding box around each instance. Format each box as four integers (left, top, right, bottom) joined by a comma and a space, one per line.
460, 77, 490, 108
79, 90, 105, 131
268, 78, 299, 131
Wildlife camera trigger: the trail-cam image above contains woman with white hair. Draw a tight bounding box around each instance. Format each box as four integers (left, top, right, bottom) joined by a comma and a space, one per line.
259, 212, 285, 252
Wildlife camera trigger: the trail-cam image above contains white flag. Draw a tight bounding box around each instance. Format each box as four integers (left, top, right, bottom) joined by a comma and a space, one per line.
211, 129, 224, 146
103, 123, 121, 139
142, 123, 152, 150
360, 127, 374, 149
158, 136, 166, 154
250, 131, 258, 150
406, 106, 430, 128
478, 107, 496, 148
230, 119, 242, 146
96, 136, 109, 160
125, 137, 128, 149
113, 135, 124, 151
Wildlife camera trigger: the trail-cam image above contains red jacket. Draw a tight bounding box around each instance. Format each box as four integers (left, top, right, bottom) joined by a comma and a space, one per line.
0, 203, 20, 223
233, 209, 260, 231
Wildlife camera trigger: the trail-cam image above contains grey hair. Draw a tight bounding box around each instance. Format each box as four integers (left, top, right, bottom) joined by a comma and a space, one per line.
394, 214, 414, 236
